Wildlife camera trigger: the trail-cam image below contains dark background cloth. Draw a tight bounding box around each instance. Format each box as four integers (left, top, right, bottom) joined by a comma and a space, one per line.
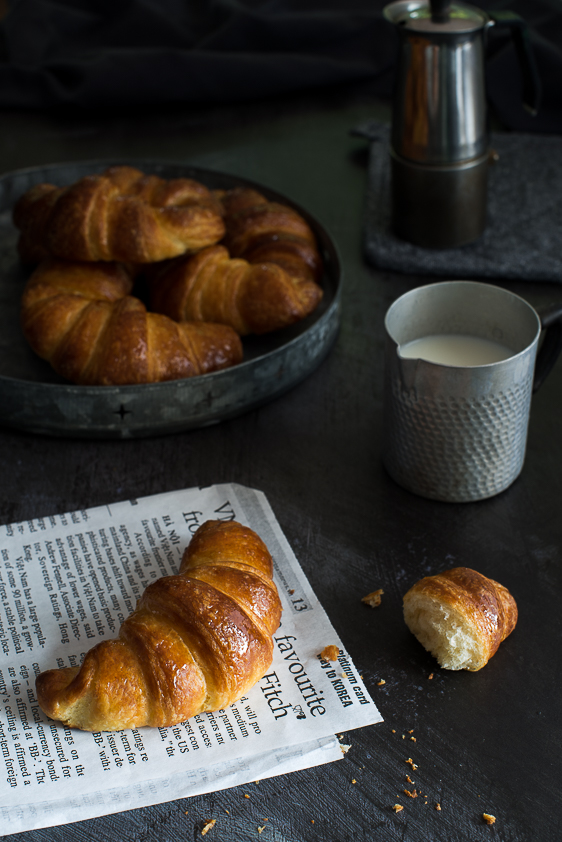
0, 0, 561, 133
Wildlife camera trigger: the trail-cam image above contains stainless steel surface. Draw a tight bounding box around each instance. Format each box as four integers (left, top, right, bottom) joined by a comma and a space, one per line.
384, 0, 492, 247
0, 160, 341, 439
382, 281, 541, 502
390, 149, 489, 247
385, 0, 490, 164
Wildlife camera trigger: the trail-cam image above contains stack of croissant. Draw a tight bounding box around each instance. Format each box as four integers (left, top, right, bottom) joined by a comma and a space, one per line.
14, 166, 324, 385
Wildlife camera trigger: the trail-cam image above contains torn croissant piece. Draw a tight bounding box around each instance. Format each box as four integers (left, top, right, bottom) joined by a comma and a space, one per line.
148, 187, 323, 335
36, 520, 283, 731
403, 567, 518, 671
13, 165, 225, 264
21, 259, 242, 385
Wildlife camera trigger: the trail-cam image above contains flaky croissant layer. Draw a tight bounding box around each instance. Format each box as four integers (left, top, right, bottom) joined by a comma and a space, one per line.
13, 165, 226, 264
21, 259, 243, 385
403, 567, 518, 671
148, 187, 324, 335
36, 520, 282, 731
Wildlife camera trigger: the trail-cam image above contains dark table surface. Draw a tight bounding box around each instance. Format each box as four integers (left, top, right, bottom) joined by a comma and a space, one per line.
1, 90, 561, 842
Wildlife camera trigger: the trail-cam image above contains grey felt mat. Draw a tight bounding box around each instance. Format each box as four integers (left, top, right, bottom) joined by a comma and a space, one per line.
355, 121, 562, 282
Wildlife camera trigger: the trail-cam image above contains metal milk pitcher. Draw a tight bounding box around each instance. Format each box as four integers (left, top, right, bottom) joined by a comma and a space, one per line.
382, 282, 562, 502
383, 0, 541, 249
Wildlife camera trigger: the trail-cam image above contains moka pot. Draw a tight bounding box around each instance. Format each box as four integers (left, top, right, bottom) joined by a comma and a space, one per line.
383, 0, 541, 249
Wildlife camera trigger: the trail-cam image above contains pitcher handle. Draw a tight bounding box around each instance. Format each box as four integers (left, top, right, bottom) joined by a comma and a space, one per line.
488, 11, 542, 116
533, 302, 562, 393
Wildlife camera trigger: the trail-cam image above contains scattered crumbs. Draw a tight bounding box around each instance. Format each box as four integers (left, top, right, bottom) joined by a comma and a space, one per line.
393, 804, 403, 813
401, 734, 405, 739
404, 789, 418, 799
377, 680, 386, 686
362, 589, 384, 608
351, 779, 357, 784
391, 729, 396, 734
320, 644, 340, 661
340, 743, 351, 755
406, 775, 414, 784
257, 827, 267, 835
405, 758, 418, 770
483, 814, 496, 825
410, 737, 417, 742
244, 793, 251, 799
436, 803, 441, 811
201, 819, 216, 836
428, 673, 434, 680
408, 730, 414, 734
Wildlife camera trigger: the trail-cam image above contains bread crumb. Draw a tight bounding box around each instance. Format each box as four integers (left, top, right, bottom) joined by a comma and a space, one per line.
362, 589, 384, 607
244, 793, 250, 799
319, 644, 340, 661
410, 736, 417, 742
405, 758, 418, 770
406, 775, 414, 784
201, 819, 216, 835
377, 679, 386, 686
391, 729, 396, 733
351, 779, 356, 784
483, 813, 496, 825
404, 789, 418, 798
428, 673, 434, 679
340, 743, 351, 754
408, 729, 414, 734
257, 827, 267, 834
436, 803, 441, 811
393, 804, 403, 813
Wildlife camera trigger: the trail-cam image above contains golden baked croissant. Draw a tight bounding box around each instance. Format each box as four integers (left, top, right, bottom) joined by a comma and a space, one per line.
21, 259, 242, 385
13, 165, 225, 265
36, 520, 283, 731
148, 187, 323, 335
403, 567, 518, 671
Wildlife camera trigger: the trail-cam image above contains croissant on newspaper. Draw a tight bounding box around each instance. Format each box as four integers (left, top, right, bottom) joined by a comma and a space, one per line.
148, 187, 323, 335
13, 165, 225, 265
21, 259, 242, 385
36, 520, 283, 731
403, 567, 518, 671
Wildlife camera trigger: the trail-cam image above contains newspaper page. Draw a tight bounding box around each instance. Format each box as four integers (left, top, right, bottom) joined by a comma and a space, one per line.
0, 483, 382, 833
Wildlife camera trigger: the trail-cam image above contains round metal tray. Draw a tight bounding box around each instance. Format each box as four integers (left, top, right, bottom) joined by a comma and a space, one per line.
0, 160, 341, 439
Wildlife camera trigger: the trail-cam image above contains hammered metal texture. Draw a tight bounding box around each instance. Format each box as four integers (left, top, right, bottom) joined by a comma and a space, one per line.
383, 377, 533, 502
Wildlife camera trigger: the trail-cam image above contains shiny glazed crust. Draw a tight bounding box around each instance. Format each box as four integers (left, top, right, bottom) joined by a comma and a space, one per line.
403, 567, 518, 671
35, 520, 283, 731
21, 259, 243, 385
148, 187, 323, 335
13, 166, 226, 264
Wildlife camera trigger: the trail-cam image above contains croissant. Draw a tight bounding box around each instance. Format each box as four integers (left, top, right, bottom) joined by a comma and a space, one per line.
21, 259, 242, 385
36, 520, 283, 731
148, 187, 323, 335
403, 567, 518, 671
13, 165, 225, 265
